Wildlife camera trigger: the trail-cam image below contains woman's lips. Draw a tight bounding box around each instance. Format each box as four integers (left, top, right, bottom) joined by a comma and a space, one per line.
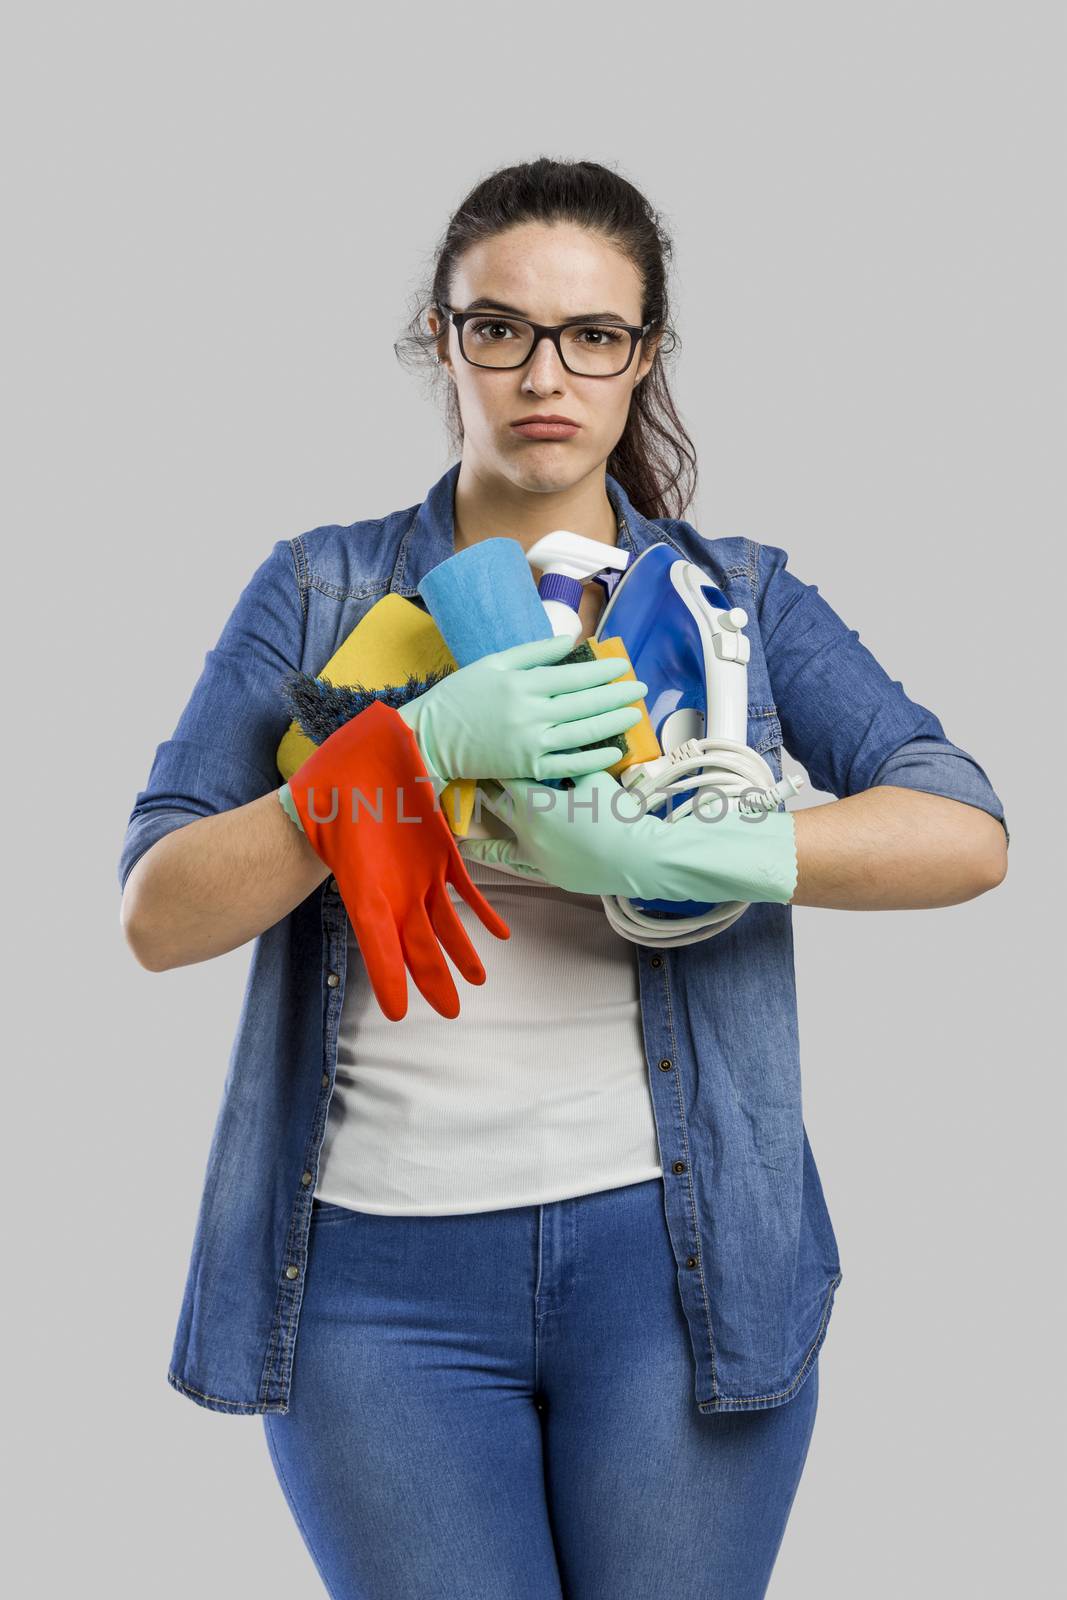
510, 421, 581, 439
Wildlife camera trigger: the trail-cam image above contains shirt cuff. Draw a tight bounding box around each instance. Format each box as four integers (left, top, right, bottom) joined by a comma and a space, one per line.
869, 738, 1009, 846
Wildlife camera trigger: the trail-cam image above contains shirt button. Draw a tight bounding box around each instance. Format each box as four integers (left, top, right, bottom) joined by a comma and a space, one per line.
285, 1265, 300, 1280
658, 1058, 674, 1072
672, 1160, 687, 1174
327, 972, 340, 988
329, 877, 338, 893
301, 1171, 313, 1186
650, 956, 662, 968
685, 1256, 698, 1269
321, 1072, 329, 1088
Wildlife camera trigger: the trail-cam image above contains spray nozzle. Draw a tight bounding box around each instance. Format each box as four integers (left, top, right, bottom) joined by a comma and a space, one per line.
526, 530, 632, 640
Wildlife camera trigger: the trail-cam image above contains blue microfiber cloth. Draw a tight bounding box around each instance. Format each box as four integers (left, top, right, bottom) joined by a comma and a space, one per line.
417, 538, 554, 666
417, 537, 567, 791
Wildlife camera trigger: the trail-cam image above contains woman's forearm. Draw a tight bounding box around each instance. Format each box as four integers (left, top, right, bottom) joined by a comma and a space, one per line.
790, 786, 1008, 910
120, 791, 330, 971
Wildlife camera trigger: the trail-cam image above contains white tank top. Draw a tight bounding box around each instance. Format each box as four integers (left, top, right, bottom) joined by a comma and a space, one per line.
313, 854, 663, 1215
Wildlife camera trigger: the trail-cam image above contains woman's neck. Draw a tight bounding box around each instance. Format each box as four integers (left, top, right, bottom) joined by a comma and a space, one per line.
451, 459, 620, 557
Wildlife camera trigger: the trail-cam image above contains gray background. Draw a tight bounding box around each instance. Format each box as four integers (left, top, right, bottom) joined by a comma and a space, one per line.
6, 2, 1062, 1595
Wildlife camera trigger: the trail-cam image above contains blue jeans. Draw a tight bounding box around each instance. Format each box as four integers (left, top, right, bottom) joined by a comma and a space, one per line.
262, 1176, 820, 1599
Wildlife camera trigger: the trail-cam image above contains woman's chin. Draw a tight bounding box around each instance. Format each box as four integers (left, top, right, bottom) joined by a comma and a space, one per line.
504, 449, 585, 494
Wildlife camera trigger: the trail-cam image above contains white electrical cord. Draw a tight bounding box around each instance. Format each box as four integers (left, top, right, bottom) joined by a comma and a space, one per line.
602, 737, 807, 948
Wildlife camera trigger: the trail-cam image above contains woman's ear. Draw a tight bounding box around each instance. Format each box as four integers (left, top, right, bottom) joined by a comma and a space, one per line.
635, 330, 663, 384
427, 308, 450, 372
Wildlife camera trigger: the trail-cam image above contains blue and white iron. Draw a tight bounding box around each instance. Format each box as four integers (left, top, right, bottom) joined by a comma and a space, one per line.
524, 531, 806, 947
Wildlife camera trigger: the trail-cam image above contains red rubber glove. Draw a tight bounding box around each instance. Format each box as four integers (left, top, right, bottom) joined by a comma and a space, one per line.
287, 699, 510, 1020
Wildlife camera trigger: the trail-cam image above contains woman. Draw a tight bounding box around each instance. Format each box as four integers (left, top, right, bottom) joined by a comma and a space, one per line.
118, 158, 1009, 1599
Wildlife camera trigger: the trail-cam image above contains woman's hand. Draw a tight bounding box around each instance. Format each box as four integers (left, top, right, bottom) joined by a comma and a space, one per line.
461, 771, 799, 905
460, 772, 666, 896
396, 634, 647, 786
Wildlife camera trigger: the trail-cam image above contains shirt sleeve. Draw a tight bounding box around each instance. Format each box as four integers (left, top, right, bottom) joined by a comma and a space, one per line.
117, 536, 306, 894
755, 542, 1008, 846
868, 736, 1009, 846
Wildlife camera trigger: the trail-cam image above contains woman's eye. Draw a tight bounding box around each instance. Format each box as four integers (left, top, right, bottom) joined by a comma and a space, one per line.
470, 319, 517, 341
569, 326, 626, 346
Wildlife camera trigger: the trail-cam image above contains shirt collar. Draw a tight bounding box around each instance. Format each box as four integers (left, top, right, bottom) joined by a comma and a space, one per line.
389, 459, 689, 600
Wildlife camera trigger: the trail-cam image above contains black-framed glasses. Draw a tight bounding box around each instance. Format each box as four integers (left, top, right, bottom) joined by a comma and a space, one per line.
438, 302, 655, 378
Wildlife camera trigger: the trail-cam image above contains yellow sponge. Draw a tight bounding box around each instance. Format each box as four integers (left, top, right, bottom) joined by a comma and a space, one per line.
565, 634, 660, 777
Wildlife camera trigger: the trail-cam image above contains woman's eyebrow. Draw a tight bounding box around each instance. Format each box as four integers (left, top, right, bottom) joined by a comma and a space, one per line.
463, 296, 629, 322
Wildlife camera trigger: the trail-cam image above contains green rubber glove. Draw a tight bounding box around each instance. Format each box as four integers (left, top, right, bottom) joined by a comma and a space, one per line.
395, 634, 648, 788
277, 780, 304, 831
460, 771, 798, 905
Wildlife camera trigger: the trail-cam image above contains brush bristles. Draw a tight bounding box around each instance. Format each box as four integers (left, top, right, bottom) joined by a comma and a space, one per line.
277, 666, 455, 746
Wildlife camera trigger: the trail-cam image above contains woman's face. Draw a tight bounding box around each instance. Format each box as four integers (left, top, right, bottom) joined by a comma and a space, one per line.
428, 221, 661, 496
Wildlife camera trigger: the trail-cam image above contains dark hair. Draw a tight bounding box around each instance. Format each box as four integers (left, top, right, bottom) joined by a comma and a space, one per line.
394, 157, 697, 522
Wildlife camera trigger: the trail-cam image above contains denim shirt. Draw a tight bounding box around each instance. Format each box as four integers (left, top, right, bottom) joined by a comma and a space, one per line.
117, 461, 1008, 1417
